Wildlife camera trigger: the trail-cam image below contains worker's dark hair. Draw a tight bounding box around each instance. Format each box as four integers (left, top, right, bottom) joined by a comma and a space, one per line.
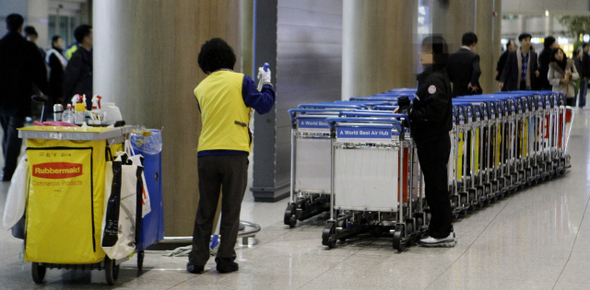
24, 26, 38, 37
461, 32, 478, 46
422, 34, 448, 67
549, 48, 567, 63
583, 42, 589, 49
198, 38, 236, 74
544, 36, 556, 49
518, 33, 532, 42
506, 39, 515, 50
74, 24, 92, 44
6, 14, 24, 32
51, 35, 61, 44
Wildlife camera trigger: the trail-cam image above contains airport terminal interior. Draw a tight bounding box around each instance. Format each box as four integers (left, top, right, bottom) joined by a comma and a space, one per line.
2, 0, 590, 289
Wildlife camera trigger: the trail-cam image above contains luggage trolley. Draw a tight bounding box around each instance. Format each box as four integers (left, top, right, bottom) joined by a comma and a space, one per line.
450, 103, 477, 215
454, 98, 498, 202
285, 108, 343, 228
322, 113, 425, 252
18, 125, 133, 285
455, 101, 488, 207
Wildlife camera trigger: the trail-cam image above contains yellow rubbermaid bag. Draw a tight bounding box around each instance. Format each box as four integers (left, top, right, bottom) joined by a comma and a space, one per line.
24, 139, 106, 264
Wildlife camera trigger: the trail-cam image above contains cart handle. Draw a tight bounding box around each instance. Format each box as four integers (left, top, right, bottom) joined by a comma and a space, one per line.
326, 117, 403, 133
288, 108, 342, 121
297, 103, 364, 109
339, 111, 409, 125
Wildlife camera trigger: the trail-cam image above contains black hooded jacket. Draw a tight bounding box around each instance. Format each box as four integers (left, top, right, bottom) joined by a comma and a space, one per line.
410, 65, 453, 142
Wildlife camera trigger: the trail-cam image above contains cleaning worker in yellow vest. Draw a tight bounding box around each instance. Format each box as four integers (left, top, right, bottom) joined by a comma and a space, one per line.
187, 38, 275, 274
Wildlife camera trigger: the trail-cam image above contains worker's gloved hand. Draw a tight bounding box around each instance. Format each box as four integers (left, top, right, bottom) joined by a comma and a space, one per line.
396, 96, 411, 128
257, 66, 271, 84
397, 96, 411, 115
397, 96, 410, 108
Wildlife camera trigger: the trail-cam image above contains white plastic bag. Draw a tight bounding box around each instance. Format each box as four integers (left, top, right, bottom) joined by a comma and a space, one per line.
3, 156, 29, 229
101, 152, 142, 259
125, 140, 151, 217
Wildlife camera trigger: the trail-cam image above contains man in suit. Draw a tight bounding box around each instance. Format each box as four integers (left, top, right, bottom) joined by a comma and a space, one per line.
496, 39, 517, 91
500, 33, 540, 91
0, 14, 48, 181
446, 32, 481, 97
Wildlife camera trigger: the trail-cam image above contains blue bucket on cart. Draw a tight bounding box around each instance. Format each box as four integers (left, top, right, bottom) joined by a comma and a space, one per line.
131, 129, 165, 250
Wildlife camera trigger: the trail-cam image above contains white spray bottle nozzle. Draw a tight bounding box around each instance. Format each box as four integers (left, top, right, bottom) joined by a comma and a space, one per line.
71, 94, 81, 105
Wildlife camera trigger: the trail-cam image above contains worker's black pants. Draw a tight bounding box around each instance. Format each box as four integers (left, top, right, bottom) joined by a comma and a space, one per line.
415, 134, 453, 239
0, 116, 24, 181
189, 154, 248, 266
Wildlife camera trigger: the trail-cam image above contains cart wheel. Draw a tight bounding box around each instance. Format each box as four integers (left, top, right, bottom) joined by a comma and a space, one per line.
105, 257, 119, 285
392, 225, 405, 252
32, 262, 46, 284
338, 219, 348, 242
284, 203, 297, 228
322, 222, 337, 249
416, 217, 424, 228
137, 250, 145, 271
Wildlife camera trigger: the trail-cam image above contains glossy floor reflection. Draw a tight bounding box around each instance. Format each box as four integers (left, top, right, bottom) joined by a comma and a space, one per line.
1, 108, 590, 289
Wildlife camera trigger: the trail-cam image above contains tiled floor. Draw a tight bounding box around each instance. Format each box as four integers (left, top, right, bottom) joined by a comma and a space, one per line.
1, 108, 590, 289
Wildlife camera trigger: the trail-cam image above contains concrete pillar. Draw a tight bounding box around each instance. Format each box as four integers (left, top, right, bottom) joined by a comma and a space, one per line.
342, 0, 418, 100
27, 0, 49, 47
93, 0, 241, 236
430, 0, 502, 94
343, 0, 501, 97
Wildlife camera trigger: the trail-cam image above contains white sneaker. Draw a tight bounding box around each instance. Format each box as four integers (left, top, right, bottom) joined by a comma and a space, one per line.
419, 231, 456, 247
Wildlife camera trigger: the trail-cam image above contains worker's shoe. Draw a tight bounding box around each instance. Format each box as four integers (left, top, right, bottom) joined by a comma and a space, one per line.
419, 231, 456, 247
186, 263, 204, 274
216, 258, 239, 273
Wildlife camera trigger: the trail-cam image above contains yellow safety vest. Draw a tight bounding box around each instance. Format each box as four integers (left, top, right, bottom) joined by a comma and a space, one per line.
194, 70, 252, 153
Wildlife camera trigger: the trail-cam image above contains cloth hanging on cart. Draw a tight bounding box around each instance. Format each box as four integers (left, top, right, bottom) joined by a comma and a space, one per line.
101, 151, 144, 259
3, 156, 29, 229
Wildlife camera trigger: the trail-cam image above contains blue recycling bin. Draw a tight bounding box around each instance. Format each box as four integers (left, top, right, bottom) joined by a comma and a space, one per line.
131, 129, 164, 251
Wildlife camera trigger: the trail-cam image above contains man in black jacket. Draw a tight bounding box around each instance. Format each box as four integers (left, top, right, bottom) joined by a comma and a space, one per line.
500, 33, 540, 91
64, 25, 93, 108
496, 39, 516, 91
538, 36, 556, 91
0, 14, 48, 181
446, 32, 481, 97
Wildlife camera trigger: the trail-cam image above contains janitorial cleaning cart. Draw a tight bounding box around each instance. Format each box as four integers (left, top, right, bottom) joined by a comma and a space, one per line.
18, 125, 132, 285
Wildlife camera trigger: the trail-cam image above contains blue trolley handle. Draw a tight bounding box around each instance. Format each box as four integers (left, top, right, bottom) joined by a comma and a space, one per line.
338, 111, 410, 125
326, 117, 403, 134
288, 108, 342, 122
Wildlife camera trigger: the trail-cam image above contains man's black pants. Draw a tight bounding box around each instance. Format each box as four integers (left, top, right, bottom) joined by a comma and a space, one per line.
0, 116, 25, 180
416, 134, 453, 239
189, 154, 248, 266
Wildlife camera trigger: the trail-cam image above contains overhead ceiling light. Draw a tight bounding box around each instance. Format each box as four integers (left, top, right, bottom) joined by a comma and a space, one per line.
545, 10, 549, 17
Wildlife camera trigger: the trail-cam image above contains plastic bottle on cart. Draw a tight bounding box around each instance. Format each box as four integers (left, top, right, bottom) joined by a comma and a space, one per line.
74, 103, 86, 125
62, 104, 75, 123
89, 95, 104, 124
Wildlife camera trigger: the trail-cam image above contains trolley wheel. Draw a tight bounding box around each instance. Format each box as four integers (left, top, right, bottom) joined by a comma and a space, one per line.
32, 262, 46, 284
337, 219, 348, 242
416, 216, 424, 228
105, 257, 119, 285
137, 250, 145, 271
284, 203, 297, 228
322, 222, 337, 249
392, 225, 405, 252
